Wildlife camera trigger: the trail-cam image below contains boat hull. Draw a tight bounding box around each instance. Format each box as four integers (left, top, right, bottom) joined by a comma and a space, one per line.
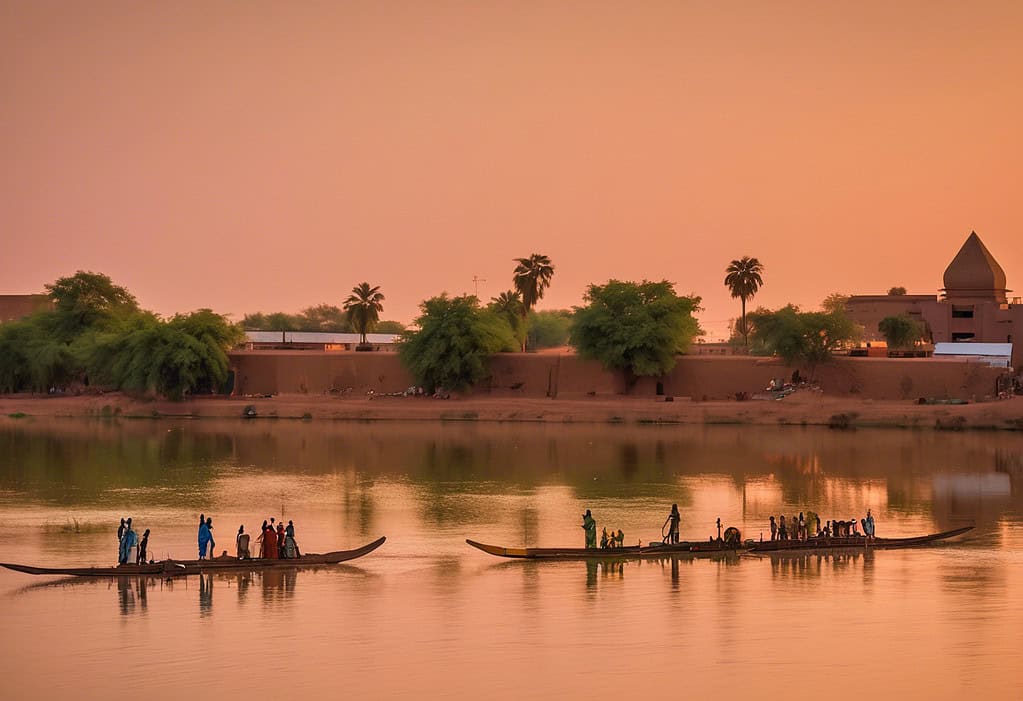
745, 527, 973, 553
0, 536, 386, 577
466, 539, 743, 560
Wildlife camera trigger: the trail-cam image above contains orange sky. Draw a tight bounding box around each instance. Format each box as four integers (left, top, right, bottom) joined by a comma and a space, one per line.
2, 1, 1021, 340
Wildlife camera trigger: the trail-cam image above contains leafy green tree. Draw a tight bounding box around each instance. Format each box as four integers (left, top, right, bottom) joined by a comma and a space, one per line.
298, 304, 350, 332
81, 309, 242, 399
264, 312, 299, 332
821, 293, 850, 314
488, 291, 526, 348
45, 271, 138, 341
724, 257, 764, 347
570, 280, 702, 388
512, 253, 555, 350
240, 312, 269, 330
527, 309, 573, 349
398, 294, 516, 392
374, 320, 406, 334
878, 315, 923, 349
344, 283, 385, 345
0, 316, 76, 393
749, 304, 859, 374
887, 286, 907, 296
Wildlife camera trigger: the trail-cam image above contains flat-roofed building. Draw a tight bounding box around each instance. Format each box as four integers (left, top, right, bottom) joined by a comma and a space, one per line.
0, 294, 53, 323
243, 331, 401, 351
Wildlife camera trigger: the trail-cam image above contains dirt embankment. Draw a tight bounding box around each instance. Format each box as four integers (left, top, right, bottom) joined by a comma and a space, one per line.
2, 392, 1022, 432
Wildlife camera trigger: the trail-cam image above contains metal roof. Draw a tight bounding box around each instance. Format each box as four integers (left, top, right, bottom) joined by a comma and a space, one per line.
933, 342, 1012, 357
245, 331, 400, 344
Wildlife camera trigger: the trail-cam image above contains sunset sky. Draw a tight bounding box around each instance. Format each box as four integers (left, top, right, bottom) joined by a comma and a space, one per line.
3, 1, 1022, 340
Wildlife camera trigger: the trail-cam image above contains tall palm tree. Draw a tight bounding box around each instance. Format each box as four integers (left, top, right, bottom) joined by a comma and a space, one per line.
724, 257, 764, 346
512, 253, 555, 350
343, 282, 385, 346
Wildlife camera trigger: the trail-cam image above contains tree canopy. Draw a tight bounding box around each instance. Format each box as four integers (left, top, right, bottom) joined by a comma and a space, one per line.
488, 291, 526, 349
569, 280, 702, 385
527, 309, 573, 349
887, 286, 907, 296
878, 315, 923, 349
398, 294, 516, 392
0, 273, 242, 399
748, 304, 859, 372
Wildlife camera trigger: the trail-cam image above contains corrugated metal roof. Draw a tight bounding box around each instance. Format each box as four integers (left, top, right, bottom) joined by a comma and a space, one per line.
933, 342, 1012, 357
245, 331, 400, 344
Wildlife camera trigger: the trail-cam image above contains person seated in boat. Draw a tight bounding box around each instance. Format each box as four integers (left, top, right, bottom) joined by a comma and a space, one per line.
582, 510, 597, 548
862, 509, 876, 541
285, 520, 300, 558
778, 515, 788, 540
769, 516, 777, 541
664, 504, 681, 544
236, 525, 251, 559
615, 529, 625, 548
136, 529, 150, 565
600, 527, 610, 549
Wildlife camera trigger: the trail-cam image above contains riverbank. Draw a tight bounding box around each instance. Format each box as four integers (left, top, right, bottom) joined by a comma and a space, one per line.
2, 392, 1022, 431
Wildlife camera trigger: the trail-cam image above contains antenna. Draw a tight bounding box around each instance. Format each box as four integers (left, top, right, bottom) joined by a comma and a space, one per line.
472, 275, 486, 298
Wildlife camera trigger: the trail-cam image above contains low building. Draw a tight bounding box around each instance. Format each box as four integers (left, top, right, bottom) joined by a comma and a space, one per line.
0, 294, 53, 323
847, 232, 1023, 369
933, 342, 1013, 368
243, 331, 401, 351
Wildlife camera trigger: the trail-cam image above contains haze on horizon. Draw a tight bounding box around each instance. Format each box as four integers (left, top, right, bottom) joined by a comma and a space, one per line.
2, 1, 1021, 340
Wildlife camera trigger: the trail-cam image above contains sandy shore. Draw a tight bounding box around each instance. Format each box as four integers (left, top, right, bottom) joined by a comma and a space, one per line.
2, 392, 1022, 431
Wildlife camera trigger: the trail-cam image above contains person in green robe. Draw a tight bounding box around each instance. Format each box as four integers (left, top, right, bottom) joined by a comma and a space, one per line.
582, 509, 597, 548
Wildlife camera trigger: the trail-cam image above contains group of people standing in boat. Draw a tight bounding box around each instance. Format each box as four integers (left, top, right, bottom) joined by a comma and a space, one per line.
769, 510, 875, 541
116, 517, 150, 565
246, 518, 301, 560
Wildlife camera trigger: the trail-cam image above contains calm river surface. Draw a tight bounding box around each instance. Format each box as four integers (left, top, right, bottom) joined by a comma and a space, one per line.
1, 419, 1022, 700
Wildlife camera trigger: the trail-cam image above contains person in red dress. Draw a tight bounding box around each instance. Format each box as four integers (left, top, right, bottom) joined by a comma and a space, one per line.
264, 521, 278, 560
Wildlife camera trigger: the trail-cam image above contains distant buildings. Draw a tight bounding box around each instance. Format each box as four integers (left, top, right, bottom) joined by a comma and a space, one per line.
243, 331, 401, 351
846, 232, 1022, 368
0, 294, 52, 323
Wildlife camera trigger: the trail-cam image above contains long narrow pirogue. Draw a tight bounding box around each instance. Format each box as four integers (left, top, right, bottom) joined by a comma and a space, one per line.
0, 536, 386, 577
745, 526, 973, 553
465, 539, 743, 560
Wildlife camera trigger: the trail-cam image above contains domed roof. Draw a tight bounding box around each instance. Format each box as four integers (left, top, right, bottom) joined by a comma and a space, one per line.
942, 231, 1007, 300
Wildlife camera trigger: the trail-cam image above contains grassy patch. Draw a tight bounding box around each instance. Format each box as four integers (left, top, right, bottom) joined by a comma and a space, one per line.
7, 412, 27, 419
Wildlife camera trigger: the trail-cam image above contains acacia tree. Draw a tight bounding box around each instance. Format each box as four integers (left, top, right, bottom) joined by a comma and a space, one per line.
398, 294, 516, 392
570, 280, 702, 390
887, 286, 907, 296
724, 257, 764, 347
45, 270, 138, 341
748, 304, 858, 375
344, 283, 385, 346
878, 315, 923, 349
512, 253, 555, 350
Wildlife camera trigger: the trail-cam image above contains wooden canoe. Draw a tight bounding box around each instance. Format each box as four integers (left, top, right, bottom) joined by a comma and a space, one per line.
466, 539, 647, 559
466, 538, 744, 560
745, 526, 973, 553
0, 536, 386, 577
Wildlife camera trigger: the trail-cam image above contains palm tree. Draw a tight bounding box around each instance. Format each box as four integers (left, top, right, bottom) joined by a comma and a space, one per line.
489, 290, 525, 347
512, 253, 555, 350
343, 283, 385, 346
724, 257, 764, 346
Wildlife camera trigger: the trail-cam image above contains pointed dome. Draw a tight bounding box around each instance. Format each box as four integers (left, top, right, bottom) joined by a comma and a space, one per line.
942, 231, 1008, 302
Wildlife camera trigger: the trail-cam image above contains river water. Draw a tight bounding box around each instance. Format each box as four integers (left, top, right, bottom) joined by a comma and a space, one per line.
1, 418, 1021, 700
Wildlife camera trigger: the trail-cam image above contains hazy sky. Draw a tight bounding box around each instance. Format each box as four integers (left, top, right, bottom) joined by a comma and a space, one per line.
3, 1, 1021, 339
